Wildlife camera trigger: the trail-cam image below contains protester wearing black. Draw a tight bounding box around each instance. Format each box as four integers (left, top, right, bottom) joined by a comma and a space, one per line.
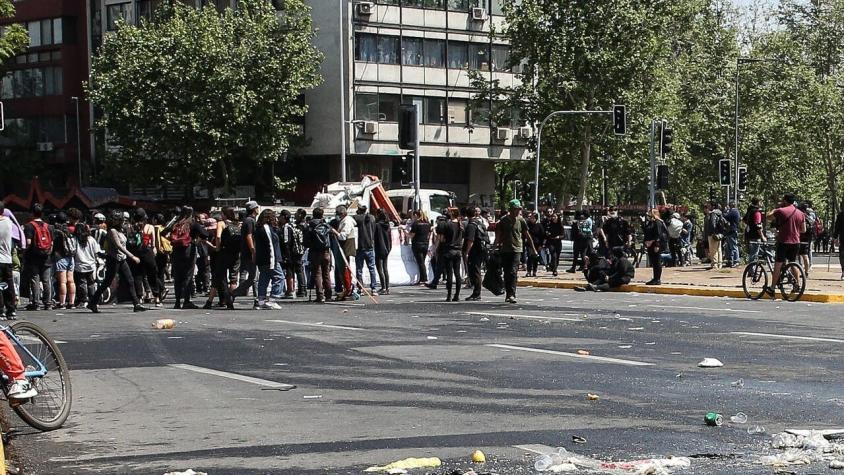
292, 209, 308, 297
544, 213, 564, 276
833, 200, 844, 280
463, 212, 489, 301
353, 207, 378, 295
304, 208, 332, 303
525, 213, 545, 277
23, 204, 53, 310
373, 209, 392, 295
601, 206, 633, 257
128, 209, 160, 306
213, 207, 240, 309
409, 210, 431, 285
233, 201, 259, 304
578, 247, 635, 291
436, 208, 464, 302
643, 208, 668, 285
88, 211, 147, 313
168, 207, 207, 309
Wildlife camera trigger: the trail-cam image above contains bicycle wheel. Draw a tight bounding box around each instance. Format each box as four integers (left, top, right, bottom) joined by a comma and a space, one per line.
778, 262, 806, 302
742, 262, 768, 300
9, 321, 72, 431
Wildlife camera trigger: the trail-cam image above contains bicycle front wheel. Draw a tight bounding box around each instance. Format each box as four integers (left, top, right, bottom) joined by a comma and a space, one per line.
742, 262, 768, 300
778, 262, 806, 302
10, 321, 72, 431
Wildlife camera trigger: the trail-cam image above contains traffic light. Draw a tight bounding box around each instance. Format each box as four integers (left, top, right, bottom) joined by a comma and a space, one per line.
399, 154, 412, 186
612, 105, 626, 135
719, 159, 731, 186
709, 185, 716, 202
660, 126, 674, 156
738, 166, 748, 192
398, 105, 417, 150
656, 164, 669, 189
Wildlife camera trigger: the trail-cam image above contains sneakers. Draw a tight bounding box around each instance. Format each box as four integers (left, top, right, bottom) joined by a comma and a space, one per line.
133, 305, 148, 312
87, 301, 100, 314
182, 302, 199, 310
7, 380, 37, 400
464, 295, 481, 301
259, 301, 281, 310
505, 296, 518, 304
5, 310, 17, 320
645, 280, 661, 285
202, 301, 214, 310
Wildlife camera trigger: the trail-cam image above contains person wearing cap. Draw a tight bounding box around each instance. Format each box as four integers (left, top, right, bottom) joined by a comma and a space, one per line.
233, 200, 260, 307
92, 212, 108, 248
495, 199, 536, 304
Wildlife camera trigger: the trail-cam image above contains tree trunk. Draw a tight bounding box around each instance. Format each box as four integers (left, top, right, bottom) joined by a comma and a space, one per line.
577, 122, 592, 210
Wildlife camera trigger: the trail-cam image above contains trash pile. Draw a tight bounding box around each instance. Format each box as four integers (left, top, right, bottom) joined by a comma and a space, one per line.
533, 447, 691, 474
760, 431, 844, 469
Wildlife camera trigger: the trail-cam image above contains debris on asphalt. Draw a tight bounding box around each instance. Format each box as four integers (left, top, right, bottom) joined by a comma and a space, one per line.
831, 459, 844, 469
533, 447, 692, 474
747, 425, 766, 435
729, 412, 748, 424
618, 345, 633, 349
730, 378, 744, 388
587, 393, 600, 401
761, 431, 844, 469
628, 327, 644, 331
363, 457, 442, 472
598, 456, 691, 473
153, 319, 176, 330
704, 412, 723, 426
479, 317, 490, 322
427, 336, 438, 340
697, 358, 723, 368
471, 450, 486, 463
571, 435, 587, 444
163, 470, 207, 475
576, 350, 590, 356
303, 395, 323, 399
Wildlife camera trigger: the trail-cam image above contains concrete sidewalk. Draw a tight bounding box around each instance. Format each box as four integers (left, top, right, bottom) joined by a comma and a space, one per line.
519, 263, 844, 303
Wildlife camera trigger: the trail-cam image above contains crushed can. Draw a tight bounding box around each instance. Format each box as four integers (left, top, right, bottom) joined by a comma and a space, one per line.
153, 319, 176, 330
704, 412, 723, 426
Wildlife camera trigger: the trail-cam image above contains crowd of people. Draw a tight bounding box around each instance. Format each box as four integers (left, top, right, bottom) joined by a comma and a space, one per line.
0, 193, 842, 318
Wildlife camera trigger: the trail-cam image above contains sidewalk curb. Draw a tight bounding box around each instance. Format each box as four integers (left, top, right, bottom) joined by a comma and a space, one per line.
519, 279, 844, 304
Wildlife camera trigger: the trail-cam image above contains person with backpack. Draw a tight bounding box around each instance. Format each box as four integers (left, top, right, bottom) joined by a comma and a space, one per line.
666, 212, 684, 267
52, 212, 78, 310
73, 223, 101, 309
525, 212, 545, 277
23, 204, 54, 310
204, 207, 240, 310
743, 197, 766, 263
352, 206, 378, 296
304, 207, 332, 303
463, 208, 489, 301
167, 206, 206, 310
373, 209, 392, 296
278, 210, 298, 300
643, 208, 668, 285
798, 202, 814, 276
152, 213, 171, 301
544, 211, 564, 276
128, 208, 161, 307
435, 208, 464, 302
88, 211, 147, 313
292, 209, 308, 298
409, 210, 432, 285
724, 201, 742, 267
232, 201, 260, 307
705, 203, 727, 269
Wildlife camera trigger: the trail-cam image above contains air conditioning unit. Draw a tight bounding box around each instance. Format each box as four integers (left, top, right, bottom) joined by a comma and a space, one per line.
518, 126, 532, 139
356, 1, 374, 16
36, 142, 54, 152
471, 7, 487, 21
363, 121, 378, 134
495, 128, 510, 141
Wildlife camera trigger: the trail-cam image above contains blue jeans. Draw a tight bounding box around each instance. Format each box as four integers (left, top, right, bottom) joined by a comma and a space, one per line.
725, 234, 739, 265
748, 240, 762, 263
257, 262, 284, 300
355, 249, 377, 291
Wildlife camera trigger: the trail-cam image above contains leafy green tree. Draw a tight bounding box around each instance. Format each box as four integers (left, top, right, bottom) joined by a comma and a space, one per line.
87, 0, 322, 195
0, 0, 28, 61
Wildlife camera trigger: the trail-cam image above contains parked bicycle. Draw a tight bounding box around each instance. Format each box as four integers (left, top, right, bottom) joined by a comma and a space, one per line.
0, 304, 72, 430
742, 242, 806, 302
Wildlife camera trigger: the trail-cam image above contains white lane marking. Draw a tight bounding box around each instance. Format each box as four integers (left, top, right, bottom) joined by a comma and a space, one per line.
168, 364, 294, 389
730, 332, 844, 343
465, 311, 579, 322
485, 344, 654, 366
647, 305, 759, 314
324, 302, 365, 307
54, 340, 67, 344
514, 444, 556, 455
265, 319, 364, 331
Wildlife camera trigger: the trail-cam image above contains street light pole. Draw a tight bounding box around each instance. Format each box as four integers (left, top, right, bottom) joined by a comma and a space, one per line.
338, 0, 347, 182
71, 96, 82, 187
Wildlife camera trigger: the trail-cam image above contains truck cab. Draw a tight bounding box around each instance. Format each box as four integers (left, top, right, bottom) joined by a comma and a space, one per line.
386, 189, 454, 222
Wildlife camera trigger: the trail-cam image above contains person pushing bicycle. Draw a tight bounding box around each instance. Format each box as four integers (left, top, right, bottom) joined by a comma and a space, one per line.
764, 192, 805, 297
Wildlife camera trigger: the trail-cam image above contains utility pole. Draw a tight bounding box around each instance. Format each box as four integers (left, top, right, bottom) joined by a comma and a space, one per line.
338, 0, 347, 182
72, 96, 82, 186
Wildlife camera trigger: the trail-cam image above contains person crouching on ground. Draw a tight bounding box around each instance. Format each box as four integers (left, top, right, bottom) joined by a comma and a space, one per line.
576, 246, 634, 292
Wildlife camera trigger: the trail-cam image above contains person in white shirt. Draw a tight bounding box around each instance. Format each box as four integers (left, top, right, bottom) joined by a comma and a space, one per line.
0, 201, 17, 319
73, 223, 102, 308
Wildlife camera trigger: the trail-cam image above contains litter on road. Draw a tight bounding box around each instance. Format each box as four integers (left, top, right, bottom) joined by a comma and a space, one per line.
363, 457, 442, 472
697, 358, 724, 368
153, 319, 176, 330
162, 471, 207, 475
470, 450, 486, 463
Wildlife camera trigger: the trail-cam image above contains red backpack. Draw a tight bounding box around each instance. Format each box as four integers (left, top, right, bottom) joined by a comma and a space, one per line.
169, 221, 192, 248
31, 221, 53, 256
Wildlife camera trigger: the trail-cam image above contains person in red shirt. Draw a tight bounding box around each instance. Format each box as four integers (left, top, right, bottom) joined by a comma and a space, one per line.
765, 193, 805, 295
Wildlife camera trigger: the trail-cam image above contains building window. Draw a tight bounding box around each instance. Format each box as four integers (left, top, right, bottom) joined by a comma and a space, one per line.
491, 45, 510, 72
470, 101, 490, 126
355, 93, 401, 122
424, 97, 446, 124
447, 41, 467, 69
404, 0, 445, 8
447, 99, 467, 125
379, 94, 401, 121
448, 0, 483, 11
107, 3, 133, 31
355, 33, 378, 62
1, 67, 62, 99
377, 0, 400, 4
423, 39, 445, 68
401, 37, 423, 66
27, 22, 41, 47
468, 43, 489, 70
377, 35, 400, 64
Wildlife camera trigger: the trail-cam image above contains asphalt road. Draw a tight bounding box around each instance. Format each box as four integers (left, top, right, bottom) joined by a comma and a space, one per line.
6, 285, 844, 474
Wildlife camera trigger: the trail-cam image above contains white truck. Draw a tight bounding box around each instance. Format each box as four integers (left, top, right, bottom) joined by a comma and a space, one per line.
386, 188, 455, 222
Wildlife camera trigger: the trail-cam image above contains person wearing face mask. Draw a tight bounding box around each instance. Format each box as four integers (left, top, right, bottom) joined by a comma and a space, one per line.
643, 208, 668, 285
601, 206, 633, 258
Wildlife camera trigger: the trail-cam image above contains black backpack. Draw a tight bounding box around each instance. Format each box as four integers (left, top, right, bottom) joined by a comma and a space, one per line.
310, 222, 332, 251
222, 222, 242, 252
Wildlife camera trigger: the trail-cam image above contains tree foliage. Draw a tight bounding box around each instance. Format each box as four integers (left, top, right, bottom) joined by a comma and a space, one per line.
87, 0, 322, 194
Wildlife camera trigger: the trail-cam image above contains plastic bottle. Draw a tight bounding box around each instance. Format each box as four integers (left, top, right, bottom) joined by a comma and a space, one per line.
729, 412, 748, 424
153, 319, 176, 329
747, 425, 766, 435
534, 447, 569, 472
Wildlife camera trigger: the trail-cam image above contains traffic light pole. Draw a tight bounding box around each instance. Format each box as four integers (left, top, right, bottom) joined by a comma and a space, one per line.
534, 109, 618, 211
414, 114, 421, 211
649, 120, 656, 209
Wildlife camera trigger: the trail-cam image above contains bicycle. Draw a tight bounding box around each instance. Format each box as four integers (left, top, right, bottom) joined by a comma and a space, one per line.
742, 242, 807, 302
0, 301, 72, 430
